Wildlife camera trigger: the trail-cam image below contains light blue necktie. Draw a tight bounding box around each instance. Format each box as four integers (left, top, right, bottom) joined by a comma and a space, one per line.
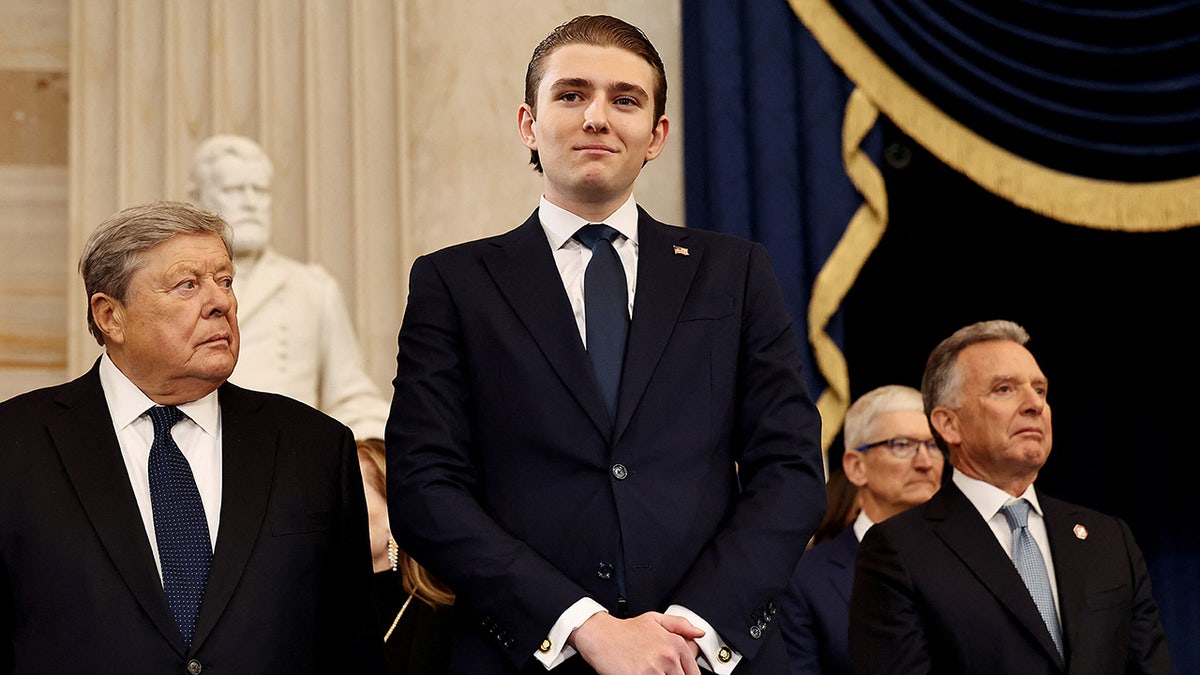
147, 405, 212, 648
1000, 499, 1064, 658
574, 224, 628, 419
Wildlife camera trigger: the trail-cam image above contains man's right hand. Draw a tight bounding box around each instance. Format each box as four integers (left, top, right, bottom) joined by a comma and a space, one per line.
568, 611, 706, 675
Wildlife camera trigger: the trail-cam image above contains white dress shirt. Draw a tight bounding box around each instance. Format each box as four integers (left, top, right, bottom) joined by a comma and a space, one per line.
99, 353, 223, 581
534, 196, 739, 674
952, 471, 1062, 617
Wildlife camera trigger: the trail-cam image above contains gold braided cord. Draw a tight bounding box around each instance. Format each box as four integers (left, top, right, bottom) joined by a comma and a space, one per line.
810, 89, 886, 454
790, 0, 1200, 233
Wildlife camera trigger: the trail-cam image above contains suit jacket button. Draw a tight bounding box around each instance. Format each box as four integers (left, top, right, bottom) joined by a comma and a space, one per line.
504, 637, 516, 649
611, 464, 628, 480
597, 562, 615, 580
186, 659, 203, 674
749, 625, 762, 639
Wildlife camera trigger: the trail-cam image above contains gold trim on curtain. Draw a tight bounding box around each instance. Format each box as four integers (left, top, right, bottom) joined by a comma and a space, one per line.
792, 0, 1200, 453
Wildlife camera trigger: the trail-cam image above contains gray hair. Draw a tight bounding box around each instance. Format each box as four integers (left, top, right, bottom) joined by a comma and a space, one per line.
844, 384, 925, 453
79, 201, 232, 346
186, 134, 274, 201
921, 320, 1031, 450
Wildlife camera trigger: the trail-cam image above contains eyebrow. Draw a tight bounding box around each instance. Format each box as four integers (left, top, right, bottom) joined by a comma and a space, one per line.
549, 77, 649, 100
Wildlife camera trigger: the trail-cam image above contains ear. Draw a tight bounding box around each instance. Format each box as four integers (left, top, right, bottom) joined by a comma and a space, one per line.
518, 103, 538, 151
930, 407, 961, 446
842, 450, 868, 488
90, 293, 126, 346
643, 115, 670, 162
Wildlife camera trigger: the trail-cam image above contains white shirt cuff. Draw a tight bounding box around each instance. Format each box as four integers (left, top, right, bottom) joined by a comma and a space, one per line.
666, 604, 742, 674
533, 597, 607, 669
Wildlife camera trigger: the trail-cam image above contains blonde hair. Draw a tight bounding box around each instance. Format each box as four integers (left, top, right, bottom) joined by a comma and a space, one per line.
356, 438, 455, 609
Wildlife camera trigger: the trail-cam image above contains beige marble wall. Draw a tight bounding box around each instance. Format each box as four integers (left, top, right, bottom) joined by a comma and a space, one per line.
0, 0, 69, 400
0, 0, 682, 402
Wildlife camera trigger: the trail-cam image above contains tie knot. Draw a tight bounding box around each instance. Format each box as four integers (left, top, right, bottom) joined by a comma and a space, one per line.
575, 223, 621, 249
1000, 499, 1032, 530
148, 405, 185, 435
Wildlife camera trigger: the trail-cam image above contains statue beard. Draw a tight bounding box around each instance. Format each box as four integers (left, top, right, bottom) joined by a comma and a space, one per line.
230, 220, 271, 257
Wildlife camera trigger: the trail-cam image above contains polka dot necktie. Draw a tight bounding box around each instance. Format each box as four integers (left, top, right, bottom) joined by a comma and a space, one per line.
574, 224, 628, 419
147, 405, 212, 648
1000, 499, 1064, 658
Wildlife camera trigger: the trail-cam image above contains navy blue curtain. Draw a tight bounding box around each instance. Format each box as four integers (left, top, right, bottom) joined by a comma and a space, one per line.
683, 0, 1200, 670
682, 0, 875, 402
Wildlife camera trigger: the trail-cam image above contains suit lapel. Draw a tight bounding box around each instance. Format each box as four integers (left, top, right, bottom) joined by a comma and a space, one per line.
190, 383, 276, 651
1040, 492, 1086, 661
483, 212, 612, 436
932, 483, 1065, 668
828, 527, 859, 603
50, 363, 184, 653
614, 211, 699, 439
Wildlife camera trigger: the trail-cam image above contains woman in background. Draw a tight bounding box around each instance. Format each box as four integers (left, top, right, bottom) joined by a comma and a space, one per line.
357, 438, 455, 674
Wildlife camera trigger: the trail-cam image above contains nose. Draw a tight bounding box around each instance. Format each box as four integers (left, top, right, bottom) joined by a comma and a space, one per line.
583, 100, 609, 132
912, 445, 937, 468
203, 279, 235, 318
1020, 383, 1046, 415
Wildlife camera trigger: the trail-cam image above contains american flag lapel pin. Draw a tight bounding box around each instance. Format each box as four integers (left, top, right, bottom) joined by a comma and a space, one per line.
673, 245, 689, 256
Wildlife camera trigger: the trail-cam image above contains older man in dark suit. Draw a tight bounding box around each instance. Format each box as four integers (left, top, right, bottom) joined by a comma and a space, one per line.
781, 384, 944, 675
0, 201, 384, 674
849, 319, 1171, 674
386, 14, 826, 675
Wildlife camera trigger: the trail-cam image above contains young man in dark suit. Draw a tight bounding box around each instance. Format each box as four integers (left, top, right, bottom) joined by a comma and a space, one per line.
0, 201, 384, 674
386, 14, 826, 675
849, 319, 1171, 674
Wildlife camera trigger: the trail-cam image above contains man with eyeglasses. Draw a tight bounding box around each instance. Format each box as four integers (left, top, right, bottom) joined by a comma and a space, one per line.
847, 319, 1171, 674
780, 385, 942, 675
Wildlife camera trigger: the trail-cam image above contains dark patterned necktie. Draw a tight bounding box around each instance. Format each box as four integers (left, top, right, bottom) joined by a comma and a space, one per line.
1000, 499, 1064, 658
574, 224, 629, 418
147, 405, 212, 648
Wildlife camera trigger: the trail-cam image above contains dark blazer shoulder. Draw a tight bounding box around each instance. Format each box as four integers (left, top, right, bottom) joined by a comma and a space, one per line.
219, 381, 353, 436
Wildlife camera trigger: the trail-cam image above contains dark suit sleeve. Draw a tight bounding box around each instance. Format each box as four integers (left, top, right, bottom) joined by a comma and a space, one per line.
1118, 518, 1173, 674
849, 523, 932, 674
780, 562, 823, 675
666, 242, 827, 661
386, 253, 591, 667
330, 424, 389, 673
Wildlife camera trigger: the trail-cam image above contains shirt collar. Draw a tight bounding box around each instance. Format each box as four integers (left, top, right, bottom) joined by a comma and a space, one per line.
99, 352, 221, 437
538, 195, 640, 250
953, 470, 1043, 520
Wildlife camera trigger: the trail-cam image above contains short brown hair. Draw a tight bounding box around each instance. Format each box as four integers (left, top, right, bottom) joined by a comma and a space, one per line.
524, 15, 667, 173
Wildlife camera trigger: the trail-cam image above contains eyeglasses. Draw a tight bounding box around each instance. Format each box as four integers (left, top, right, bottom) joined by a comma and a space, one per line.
854, 436, 943, 460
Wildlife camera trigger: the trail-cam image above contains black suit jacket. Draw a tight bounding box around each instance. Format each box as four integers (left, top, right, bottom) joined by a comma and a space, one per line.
848, 481, 1171, 674
781, 525, 858, 675
0, 361, 386, 674
387, 208, 826, 673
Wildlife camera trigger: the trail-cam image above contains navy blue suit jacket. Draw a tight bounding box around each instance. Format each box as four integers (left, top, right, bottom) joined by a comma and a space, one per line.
849, 481, 1171, 674
782, 526, 858, 675
0, 362, 385, 674
387, 208, 826, 673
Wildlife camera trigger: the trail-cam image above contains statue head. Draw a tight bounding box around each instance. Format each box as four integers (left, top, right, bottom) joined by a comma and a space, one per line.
188, 134, 274, 258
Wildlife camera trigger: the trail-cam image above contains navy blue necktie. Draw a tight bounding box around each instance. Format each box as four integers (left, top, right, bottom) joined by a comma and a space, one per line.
575, 224, 628, 418
147, 405, 212, 648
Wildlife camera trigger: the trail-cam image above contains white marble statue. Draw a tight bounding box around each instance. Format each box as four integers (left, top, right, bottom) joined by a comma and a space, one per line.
188, 134, 389, 440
